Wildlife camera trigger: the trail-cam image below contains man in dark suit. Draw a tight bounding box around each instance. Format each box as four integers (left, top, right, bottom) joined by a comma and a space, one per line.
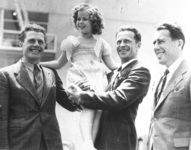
0, 23, 77, 150
68, 26, 151, 150
147, 23, 191, 150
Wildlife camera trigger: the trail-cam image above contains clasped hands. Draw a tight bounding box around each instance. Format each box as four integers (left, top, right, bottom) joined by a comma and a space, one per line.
67, 79, 93, 105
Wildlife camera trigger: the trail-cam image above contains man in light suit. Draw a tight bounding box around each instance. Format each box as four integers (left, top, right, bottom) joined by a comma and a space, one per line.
147, 22, 191, 150
68, 26, 151, 150
0, 23, 77, 150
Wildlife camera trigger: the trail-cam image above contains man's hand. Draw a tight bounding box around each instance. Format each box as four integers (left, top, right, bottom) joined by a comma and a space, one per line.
75, 79, 95, 92
67, 79, 95, 105
67, 84, 82, 105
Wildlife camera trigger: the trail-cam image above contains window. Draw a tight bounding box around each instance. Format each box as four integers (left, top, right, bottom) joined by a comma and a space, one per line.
4, 10, 20, 31
0, 9, 56, 52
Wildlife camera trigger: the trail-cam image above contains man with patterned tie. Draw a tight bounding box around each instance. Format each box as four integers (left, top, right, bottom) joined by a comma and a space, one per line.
67, 26, 151, 150
147, 22, 191, 150
154, 69, 169, 105
0, 23, 78, 150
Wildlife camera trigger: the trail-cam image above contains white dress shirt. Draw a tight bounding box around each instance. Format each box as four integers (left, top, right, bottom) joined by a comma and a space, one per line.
157, 56, 183, 105
164, 56, 183, 90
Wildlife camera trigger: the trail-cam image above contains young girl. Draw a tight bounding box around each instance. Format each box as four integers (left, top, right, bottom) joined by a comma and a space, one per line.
41, 3, 117, 150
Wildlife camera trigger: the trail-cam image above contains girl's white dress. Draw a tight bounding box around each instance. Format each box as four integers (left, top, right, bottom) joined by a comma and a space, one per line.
61, 35, 112, 92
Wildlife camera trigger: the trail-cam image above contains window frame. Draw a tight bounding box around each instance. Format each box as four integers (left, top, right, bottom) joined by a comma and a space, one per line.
0, 9, 57, 53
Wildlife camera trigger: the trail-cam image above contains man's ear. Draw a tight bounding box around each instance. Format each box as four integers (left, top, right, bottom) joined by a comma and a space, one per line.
178, 39, 184, 49
137, 42, 141, 49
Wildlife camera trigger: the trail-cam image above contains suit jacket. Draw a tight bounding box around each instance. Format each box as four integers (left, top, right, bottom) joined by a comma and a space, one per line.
79, 60, 151, 150
0, 60, 76, 150
147, 59, 191, 150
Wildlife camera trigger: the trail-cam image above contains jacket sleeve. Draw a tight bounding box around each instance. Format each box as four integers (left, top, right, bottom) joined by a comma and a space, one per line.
80, 67, 151, 111
0, 71, 9, 149
52, 69, 78, 112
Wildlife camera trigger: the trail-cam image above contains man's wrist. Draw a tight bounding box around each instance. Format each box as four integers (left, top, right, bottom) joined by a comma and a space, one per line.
78, 96, 82, 105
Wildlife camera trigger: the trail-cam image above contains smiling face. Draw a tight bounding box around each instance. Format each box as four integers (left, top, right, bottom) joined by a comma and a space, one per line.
116, 31, 140, 64
76, 10, 92, 36
21, 31, 45, 64
153, 29, 182, 67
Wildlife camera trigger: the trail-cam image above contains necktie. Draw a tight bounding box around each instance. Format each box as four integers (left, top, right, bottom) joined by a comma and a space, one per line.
112, 66, 122, 88
33, 64, 44, 100
155, 69, 169, 103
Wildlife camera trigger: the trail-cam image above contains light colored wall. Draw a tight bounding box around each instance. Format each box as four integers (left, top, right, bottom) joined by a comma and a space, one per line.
1, 0, 191, 149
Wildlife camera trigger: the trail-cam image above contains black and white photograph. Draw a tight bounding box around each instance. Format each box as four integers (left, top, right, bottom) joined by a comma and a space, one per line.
0, 0, 191, 150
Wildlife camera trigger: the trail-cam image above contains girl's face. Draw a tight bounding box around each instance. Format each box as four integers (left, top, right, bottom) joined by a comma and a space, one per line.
76, 10, 92, 35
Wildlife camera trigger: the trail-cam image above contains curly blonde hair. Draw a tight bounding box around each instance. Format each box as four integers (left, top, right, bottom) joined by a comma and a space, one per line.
72, 3, 104, 35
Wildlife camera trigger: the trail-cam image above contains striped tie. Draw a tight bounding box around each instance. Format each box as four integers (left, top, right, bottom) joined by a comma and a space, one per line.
155, 69, 169, 103
33, 64, 44, 101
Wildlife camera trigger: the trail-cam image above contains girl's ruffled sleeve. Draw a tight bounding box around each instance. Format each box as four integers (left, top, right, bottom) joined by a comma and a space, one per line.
94, 38, 112, 59
101, 38, 112, 56
60, 35, 80, 61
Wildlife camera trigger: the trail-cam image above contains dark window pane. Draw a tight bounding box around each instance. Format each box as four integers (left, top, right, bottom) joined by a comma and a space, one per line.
4, 10, 18, 20
28, 12, 48, 22
4, 21, 20, 30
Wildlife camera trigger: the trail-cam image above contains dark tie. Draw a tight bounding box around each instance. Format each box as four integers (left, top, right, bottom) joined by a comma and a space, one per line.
112, 66, 122, 88
155, 69, 169, 103
33, 64, 44, 100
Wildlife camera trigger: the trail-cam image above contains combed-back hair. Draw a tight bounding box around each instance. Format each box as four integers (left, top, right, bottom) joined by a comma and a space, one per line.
116, 26, 141, 43
156, 22, 185, 49
19, 23, 47, 43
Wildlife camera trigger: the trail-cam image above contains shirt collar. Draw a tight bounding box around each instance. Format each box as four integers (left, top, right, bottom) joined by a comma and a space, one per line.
22, 59, 40, 72
167, 56, 183, 74
120, 58, 137, 70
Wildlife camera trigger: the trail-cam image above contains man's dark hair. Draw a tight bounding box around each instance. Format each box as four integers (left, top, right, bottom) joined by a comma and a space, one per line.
116, 26, 141, 43
156, 22, 185, 49
19, 23, 47, 43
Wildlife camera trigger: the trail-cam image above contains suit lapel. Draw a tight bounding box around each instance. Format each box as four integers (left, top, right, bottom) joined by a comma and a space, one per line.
106, 70, 120, 91
154, 59, 189, 111
41, 67, 52, 106
105, 68, 123, 91
14, 60, 39, 104
111, 60, 138, 90
111, 71, 122, 90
